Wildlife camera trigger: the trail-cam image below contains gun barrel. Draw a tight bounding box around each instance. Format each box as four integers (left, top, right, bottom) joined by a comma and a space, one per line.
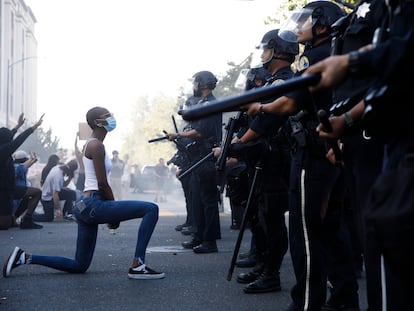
179, 74, 320, 121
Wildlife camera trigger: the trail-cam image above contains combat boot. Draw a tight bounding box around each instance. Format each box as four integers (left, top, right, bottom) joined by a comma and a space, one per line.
243, 271, 281, 293
236, 262, 264, 284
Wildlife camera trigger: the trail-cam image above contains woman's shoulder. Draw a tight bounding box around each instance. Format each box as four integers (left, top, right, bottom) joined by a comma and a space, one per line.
84, 138, 105, 158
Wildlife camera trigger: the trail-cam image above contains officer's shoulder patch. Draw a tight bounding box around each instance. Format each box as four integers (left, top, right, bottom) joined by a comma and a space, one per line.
271, 79, 285, 86
297, 56, 310, 71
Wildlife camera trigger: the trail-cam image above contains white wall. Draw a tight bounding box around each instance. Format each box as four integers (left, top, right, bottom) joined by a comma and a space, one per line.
0, 0, 37, 128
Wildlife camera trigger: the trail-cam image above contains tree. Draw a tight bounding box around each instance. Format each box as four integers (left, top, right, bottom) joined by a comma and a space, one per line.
121, 94, 179, 168
19, 126, 60, 163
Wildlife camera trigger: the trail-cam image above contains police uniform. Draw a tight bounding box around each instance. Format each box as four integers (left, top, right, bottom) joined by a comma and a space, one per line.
172, 98, 200, 232
329, 2, 388, 309
234, 65, 293, 293
284, 3, 360, 309
347, 1, 414, 309
189, 94, 222, 250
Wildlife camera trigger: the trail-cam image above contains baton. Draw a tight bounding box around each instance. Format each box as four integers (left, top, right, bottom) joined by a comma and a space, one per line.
148, 136, 168, 143
148, 130, 171, 143
227, 162, 262, 281
177, 151, 214, 180
172, 115, 179, 133
179, 74, 320, 121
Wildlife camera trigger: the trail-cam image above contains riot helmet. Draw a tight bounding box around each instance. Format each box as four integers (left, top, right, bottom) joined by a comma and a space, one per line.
279, 1, 345, 44
245, 67, 272, 90
192, 71, 217, 90
192, 71, 217, 97
251, 29, 299, 69
304, 1, 346, 29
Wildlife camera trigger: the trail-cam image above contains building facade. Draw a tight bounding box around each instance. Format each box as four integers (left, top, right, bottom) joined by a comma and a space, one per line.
0, 0, 37, 128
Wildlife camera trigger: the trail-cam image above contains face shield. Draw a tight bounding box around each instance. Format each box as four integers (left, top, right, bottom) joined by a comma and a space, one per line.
250, 43, 274, 69
234, 68, 250, 90
279, 8, 314, 42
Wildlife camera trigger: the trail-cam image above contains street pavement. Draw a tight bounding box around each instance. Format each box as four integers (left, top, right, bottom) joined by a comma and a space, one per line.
0, 188, 367, 311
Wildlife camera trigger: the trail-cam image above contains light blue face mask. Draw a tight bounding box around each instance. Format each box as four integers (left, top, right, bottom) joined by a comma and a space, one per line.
103, 116, 117, 132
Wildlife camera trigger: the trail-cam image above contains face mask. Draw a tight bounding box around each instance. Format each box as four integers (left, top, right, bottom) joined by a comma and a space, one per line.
103, 116, 117, 132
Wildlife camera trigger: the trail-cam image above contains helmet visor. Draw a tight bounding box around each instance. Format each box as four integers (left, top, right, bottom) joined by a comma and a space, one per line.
279, 8, 313, 42
250, 44, 274, 68
234, 68, 249, 90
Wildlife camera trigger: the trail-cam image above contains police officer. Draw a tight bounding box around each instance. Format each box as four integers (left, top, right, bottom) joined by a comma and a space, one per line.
230, 29, 298, 293
172, 95, 201, 234
307, 0, 414, 309
167, 71, 222, 253
231, 67, 272, 268
247, 2, 360, 310
326, 2, 388, 309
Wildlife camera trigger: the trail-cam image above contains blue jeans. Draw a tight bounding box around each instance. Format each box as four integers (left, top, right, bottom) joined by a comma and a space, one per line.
30, 192, 159, 273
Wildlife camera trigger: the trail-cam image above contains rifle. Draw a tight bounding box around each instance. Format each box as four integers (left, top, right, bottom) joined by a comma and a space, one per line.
179, 74, 320, 121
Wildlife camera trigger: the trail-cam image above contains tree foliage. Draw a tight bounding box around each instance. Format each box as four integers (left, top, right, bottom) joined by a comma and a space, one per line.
121, 94, 179, 167
19, 126, 61, 163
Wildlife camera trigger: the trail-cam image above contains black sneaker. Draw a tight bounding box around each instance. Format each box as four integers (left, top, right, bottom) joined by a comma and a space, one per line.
127, 264, 165, 280
3, 246, 25, 277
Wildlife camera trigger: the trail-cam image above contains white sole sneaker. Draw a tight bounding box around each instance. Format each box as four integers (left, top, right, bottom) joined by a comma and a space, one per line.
3, 246, 22, 278
127, 266, 165, 280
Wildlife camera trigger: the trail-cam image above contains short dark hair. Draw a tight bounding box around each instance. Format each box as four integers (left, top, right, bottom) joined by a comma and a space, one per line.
86, 106, 108, 129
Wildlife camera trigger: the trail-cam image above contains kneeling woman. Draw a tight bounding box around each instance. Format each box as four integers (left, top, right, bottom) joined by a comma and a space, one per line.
3, 106, 165, 280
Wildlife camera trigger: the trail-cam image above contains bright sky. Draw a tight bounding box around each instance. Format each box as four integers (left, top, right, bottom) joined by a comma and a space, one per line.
25, 0, 280, 152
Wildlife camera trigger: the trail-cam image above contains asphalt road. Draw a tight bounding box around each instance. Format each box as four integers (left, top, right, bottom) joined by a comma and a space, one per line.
0, 188, 367, 311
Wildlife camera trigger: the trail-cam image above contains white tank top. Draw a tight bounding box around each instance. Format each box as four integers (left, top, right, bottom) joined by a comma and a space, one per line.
83, 138, 112, 191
